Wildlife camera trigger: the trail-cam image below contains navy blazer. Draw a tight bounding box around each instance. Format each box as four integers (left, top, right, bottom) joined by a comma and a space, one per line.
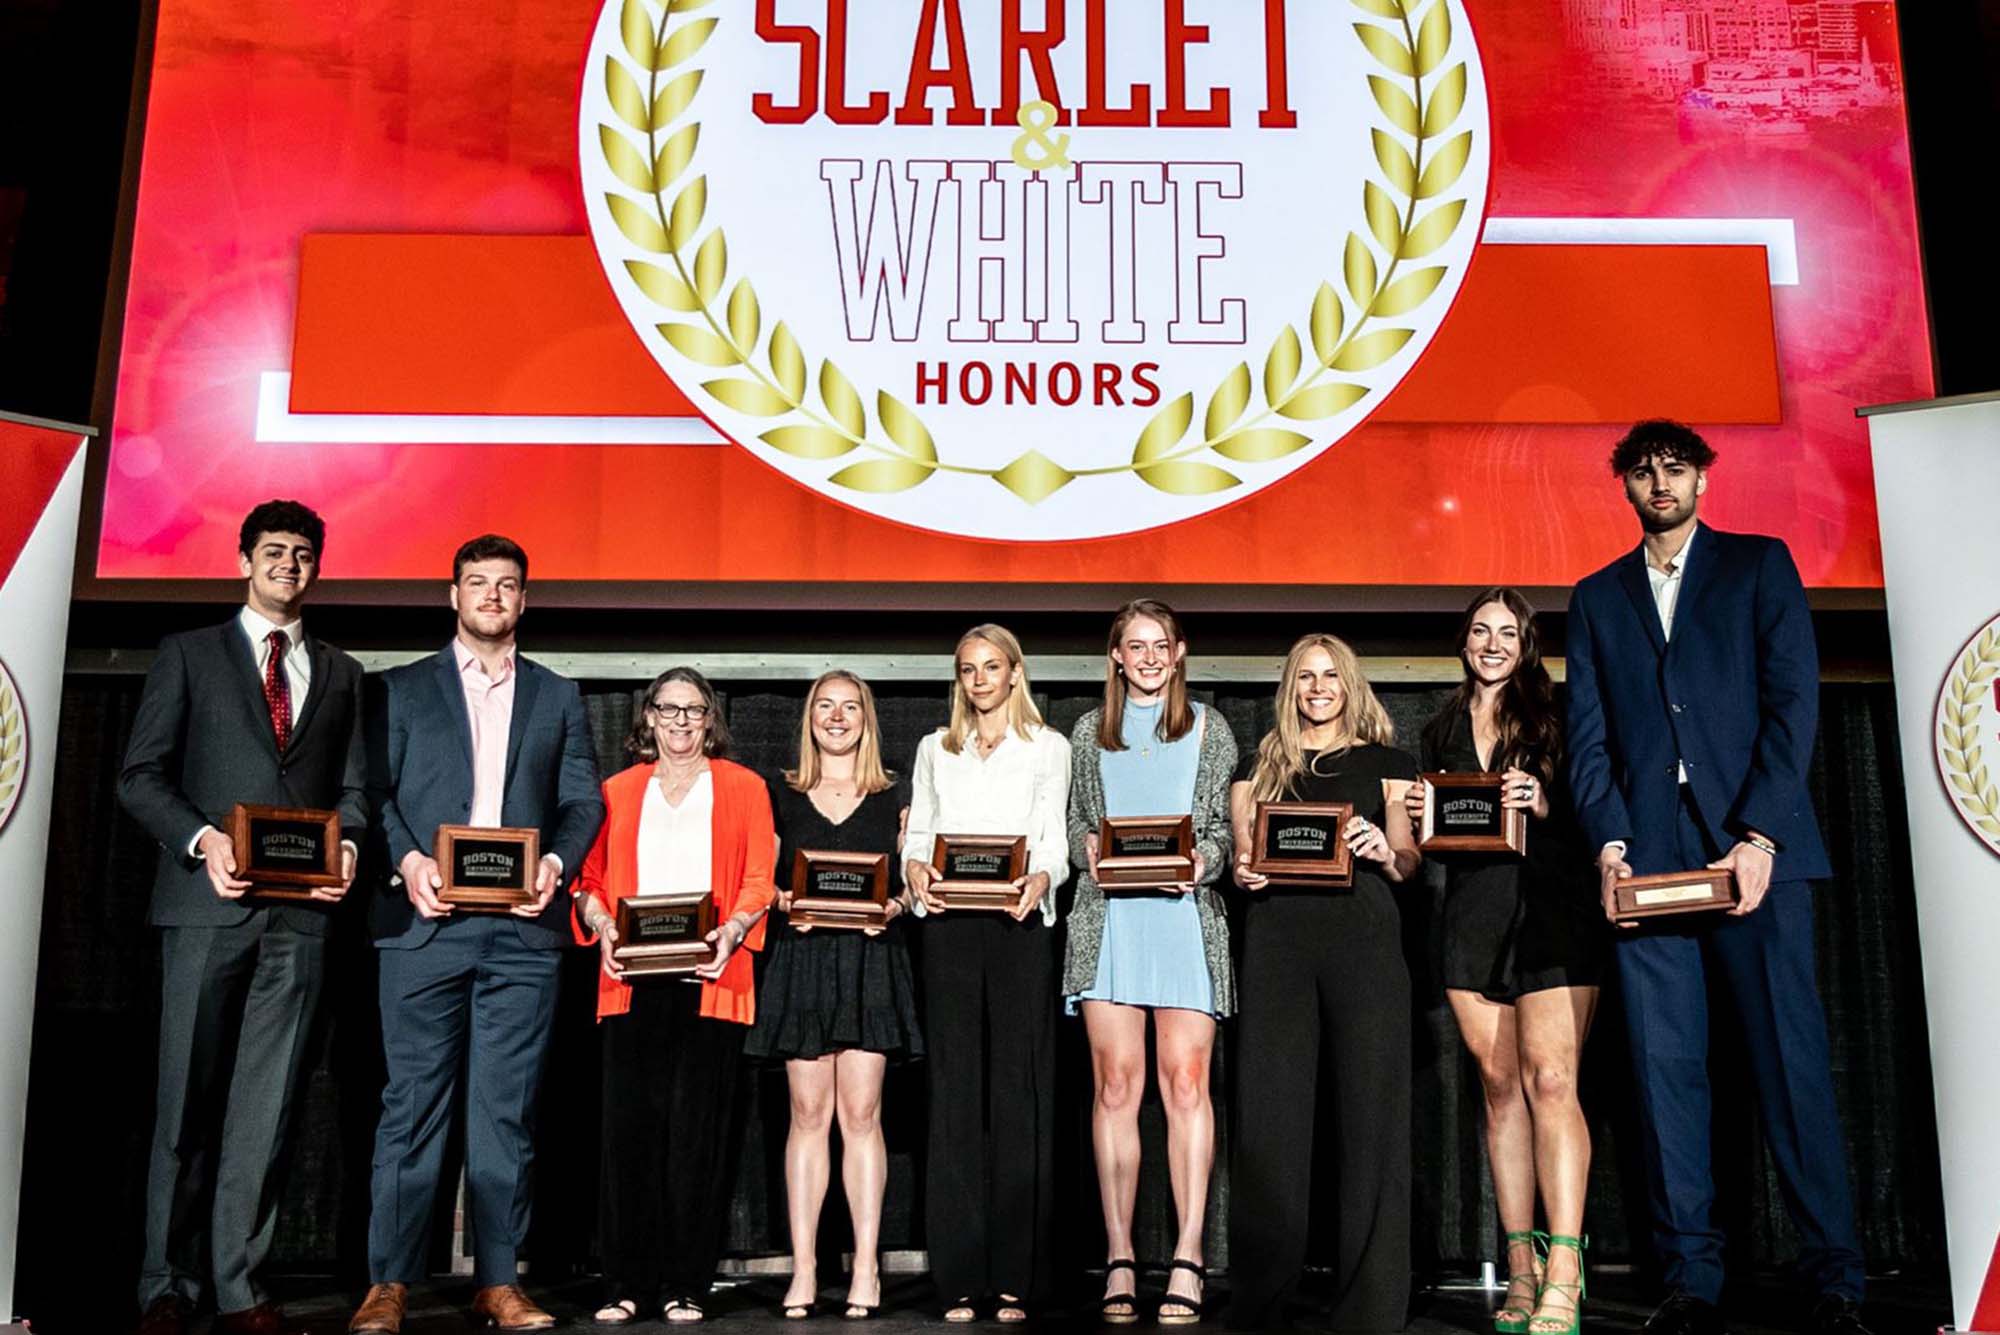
119, 619, 369, 933
1565, 523, 1829, 881
369, 646, 605, 949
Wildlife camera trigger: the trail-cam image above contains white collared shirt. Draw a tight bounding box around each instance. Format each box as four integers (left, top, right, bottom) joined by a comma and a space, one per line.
240, 605, 309, 726
1645, 524, 1697, 642
452, 637, 516, 829
902, 723, 1072, 925
638, 770, 714, 895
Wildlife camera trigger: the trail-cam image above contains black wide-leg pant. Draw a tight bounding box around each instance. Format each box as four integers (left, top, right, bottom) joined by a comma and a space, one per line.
598, 981, 747, 1309
919, 911, 1058, 1306
1229, 889, 1412, 1332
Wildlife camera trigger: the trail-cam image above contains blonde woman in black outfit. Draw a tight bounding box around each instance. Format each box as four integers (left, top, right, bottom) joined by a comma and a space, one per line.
1405, 589, 1605, 1335
1226, 634, 1421, 1332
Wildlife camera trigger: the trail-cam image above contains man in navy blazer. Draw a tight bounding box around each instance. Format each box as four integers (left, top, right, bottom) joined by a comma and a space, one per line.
1566, 422, 1866, 1335
349, 535, 603, 1335
120, 501, 367, 1335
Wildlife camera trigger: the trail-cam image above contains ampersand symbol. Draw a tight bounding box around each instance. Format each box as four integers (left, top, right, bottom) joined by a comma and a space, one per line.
1010, 100, 1071, 175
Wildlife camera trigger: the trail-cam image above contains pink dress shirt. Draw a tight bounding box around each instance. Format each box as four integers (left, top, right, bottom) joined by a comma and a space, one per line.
453, 638, 516, 828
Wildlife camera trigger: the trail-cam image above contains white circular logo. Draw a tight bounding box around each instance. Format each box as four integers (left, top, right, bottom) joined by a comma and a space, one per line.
579, 0, 1489, 540
1935, 614, 2000, 857
0, 657, 25, 836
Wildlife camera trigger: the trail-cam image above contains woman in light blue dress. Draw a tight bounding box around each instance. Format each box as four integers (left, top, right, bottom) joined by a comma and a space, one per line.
1062, 600, 1237, 1326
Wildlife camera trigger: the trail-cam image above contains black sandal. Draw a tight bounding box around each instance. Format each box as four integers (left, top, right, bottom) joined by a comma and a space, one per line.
1158, 1260, 1207, 1326
1099, 1260, 1140, 1325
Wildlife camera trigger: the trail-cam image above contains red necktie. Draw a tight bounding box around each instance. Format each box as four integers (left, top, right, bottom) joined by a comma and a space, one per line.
264, 629, 292, 752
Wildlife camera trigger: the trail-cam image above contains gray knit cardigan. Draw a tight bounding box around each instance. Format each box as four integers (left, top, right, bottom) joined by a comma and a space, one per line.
1061, 704, 1239, 1015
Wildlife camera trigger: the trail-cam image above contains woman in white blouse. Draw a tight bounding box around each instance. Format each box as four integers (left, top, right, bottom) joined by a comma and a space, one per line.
902, 625, 1072, 1322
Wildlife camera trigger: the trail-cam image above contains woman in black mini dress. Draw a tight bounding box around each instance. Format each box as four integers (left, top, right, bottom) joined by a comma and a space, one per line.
1406, 588, 1606, 1335
747, 671, 923, 1320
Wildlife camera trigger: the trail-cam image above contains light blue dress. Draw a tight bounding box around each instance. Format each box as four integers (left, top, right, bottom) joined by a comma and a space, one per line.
1070, 700, 1215, 1015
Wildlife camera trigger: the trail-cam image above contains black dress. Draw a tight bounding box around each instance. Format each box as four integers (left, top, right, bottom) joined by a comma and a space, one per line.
745, 779, 924, 1062
1423, 710, 1607, 1001
1227, 743, 1416, 1333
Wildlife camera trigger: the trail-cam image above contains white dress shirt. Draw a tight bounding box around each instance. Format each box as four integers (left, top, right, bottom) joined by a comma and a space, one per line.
1605, 527, 1699, 861
638, 770, 714, 895
241, 605, 309, 723
901, 723, 1072, 925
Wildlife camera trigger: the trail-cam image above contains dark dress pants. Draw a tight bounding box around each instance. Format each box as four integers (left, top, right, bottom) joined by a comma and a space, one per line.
141, 913, 326, 1313
920, 912, 1058, 1306
1229, 891, 1412, 1332
367, 915, 561, 1288
597, 981, 748, 1308
1615, 794, 1865, 1304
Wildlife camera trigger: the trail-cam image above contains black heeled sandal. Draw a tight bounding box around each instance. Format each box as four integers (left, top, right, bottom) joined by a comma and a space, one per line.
1157, 1260, 1207, 1326
1099, 1260, 1140, 1325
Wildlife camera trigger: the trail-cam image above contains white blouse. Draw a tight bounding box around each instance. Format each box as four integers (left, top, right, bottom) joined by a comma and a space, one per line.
901, 724, 1073, 925
638, 770, 714, 895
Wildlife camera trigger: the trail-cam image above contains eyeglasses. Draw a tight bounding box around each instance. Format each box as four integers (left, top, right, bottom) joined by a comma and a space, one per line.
648, 703, 711, 722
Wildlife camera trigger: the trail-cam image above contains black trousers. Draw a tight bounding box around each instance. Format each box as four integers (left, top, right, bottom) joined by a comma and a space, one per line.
599, 981, 747, 1307
1229, 889, 1412, 1332
919, 912, 1058, 1306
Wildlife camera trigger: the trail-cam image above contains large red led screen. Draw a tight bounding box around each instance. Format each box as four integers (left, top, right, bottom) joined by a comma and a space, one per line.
98, 0, 1931, 590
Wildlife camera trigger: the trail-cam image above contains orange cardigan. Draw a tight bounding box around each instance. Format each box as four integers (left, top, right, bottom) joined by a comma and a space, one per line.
573, 759, 776, 1024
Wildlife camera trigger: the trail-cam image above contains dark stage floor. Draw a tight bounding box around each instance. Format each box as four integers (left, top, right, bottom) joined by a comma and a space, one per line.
129, 1270, 1949, 1335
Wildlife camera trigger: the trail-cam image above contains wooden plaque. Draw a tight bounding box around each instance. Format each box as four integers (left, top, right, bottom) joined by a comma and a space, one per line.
1095, 814, 1195, 891
1418, 773, 1528, 855
1612, 868, 1738, 923
930, 833, 1028, 911
1248, 801, 1354, 887
613, 892, 720, 974
435, 825, 540, 910
789, 850, 890, 930
228, 803, 342, 900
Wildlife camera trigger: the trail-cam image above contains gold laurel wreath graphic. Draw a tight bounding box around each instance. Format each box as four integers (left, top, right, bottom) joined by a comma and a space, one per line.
1939, 626, 2000, 842
594, 0, 1473, 502
0, 670, 22, 819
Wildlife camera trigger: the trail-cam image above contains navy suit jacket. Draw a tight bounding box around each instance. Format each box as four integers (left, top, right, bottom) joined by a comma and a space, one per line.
118, 619, 369, 933
369, 645, 605, 949
1564, 523, 1829, 882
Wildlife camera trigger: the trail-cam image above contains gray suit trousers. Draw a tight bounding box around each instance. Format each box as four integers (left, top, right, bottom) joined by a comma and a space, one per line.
140, 916, 326, 1312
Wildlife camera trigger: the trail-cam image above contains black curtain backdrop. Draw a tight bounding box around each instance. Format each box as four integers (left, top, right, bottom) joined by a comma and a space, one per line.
17, 674, 1946, 1329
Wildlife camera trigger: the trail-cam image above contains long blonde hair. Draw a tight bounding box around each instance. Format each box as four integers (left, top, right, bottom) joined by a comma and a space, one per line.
941, 623, 1045, 754
785, 670, 895, 795
1247, 634, 1395, 801
1098, 599, 1195, 752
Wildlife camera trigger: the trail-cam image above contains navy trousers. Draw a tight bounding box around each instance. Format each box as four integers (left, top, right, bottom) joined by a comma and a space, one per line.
1614, 793, 1864, 1303
366, 916, 562, 1287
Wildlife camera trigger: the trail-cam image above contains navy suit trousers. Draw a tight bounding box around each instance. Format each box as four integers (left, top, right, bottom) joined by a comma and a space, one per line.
367, 915, 561, 1287
1614, 792, 1864, 1303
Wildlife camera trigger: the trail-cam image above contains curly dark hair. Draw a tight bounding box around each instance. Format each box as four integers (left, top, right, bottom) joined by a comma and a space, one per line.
238, 500, 325, 558
452, 534, 529, 583
1609, 419, 1717, 475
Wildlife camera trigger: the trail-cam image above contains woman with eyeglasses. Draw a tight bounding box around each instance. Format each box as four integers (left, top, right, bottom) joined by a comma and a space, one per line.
573, 668, 776, 1326
1063, 600, 1236, 1325
746, 671, 922, 1320
1226, 635, 1422, 1332
902, 625, 1071, 1323
1404, 589, 1605, 1335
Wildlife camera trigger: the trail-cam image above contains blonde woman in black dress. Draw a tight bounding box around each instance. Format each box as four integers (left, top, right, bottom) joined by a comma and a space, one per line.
1405, 590, 1605, 1335
747, 672, 922, 1320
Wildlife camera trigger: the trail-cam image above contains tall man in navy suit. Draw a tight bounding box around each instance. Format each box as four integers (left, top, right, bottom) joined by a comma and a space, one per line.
348, 536, 603, 1335
1566, 421, 1868, 1335
120, 501, 367, 1335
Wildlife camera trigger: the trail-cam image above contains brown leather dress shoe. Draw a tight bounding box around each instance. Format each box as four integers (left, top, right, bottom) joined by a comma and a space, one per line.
137, 1294, 194, 1335
216, 1303, 309, 1335
349, 1282, 408, 1334
472, 1283, 557, 1331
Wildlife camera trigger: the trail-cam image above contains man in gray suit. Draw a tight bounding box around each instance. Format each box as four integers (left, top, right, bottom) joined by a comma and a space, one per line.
348, 535, 603, 1335
119, 500, 368, 1335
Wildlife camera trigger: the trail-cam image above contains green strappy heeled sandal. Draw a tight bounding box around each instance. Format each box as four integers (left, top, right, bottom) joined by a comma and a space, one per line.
1493, 1230, 1544, 1334
1529, 1234, 1587, 1335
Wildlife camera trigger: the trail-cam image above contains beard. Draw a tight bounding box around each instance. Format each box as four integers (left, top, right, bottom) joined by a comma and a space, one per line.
1637, 497, 1695, 532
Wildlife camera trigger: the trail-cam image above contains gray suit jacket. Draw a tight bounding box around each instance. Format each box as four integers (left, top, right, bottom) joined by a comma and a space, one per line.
118, 618, 369, 933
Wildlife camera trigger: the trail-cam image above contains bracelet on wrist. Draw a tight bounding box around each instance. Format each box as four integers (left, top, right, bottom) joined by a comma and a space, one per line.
1744, 833, 1778, 856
